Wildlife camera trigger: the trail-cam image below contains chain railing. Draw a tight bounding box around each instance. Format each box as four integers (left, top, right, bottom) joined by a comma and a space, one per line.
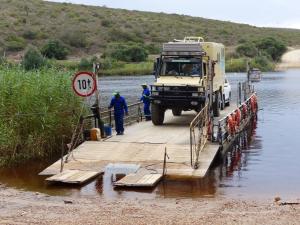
189, 103, 209, 169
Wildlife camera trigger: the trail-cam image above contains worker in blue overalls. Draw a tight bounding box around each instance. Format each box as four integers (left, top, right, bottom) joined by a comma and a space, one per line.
109, 91, 128, 135
140, 84, 151, 121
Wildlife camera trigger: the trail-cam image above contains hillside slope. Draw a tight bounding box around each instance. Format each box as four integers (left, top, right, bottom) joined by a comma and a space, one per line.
1, 0, 300, 57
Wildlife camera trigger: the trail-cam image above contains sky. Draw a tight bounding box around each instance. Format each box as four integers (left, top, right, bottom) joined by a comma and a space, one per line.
48, 0, 300, 29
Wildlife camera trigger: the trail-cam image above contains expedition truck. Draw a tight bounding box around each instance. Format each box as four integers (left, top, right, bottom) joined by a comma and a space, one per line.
150, 37, 226, 125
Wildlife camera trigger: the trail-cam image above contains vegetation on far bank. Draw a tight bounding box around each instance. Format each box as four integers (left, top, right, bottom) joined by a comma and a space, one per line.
1, 0, 300, 59
226, 37, 287, 72
0, 66, 83, 166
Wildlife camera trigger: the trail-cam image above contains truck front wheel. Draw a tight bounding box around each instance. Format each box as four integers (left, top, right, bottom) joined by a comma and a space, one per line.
151, 104, 165, 125
172, 109, 182, 116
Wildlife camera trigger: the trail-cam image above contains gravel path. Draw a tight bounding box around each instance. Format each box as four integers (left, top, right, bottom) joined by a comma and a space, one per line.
0, 184, 299, 225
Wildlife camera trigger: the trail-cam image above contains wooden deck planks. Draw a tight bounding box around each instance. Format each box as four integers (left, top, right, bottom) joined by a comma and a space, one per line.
46, 170, 101, 184
114, 173, 163, 187
40, 108, 234, 183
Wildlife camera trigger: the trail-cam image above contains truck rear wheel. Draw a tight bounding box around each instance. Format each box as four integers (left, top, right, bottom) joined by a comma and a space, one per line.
213, 91, 220, 117
151, 104, 165, 125
172, 109, 182, 116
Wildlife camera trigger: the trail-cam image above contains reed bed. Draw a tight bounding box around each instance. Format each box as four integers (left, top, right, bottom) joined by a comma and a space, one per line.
0, 66, 83, 165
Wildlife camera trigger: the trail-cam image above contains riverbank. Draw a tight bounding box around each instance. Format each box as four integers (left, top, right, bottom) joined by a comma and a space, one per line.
276, 48, 300, 70
0, 184, 299, 225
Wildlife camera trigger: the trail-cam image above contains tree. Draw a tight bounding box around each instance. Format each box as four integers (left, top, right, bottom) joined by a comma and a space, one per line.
41, 40, 68, 60
255, 37, 287, 61
104, 43, 148, 62
22, 46, 45, 70
236, 42, 258, 58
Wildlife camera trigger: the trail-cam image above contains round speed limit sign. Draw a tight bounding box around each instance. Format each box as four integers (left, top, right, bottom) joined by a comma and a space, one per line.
72, 71, 97, 97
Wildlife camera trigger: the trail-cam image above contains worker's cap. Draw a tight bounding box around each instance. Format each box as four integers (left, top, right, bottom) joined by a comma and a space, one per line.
113, 91, 120, 96
141, 83, 148, 87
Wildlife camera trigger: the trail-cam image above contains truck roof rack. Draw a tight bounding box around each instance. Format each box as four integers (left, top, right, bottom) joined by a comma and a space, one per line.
162, 42, 205, 56
184, 37, 204, 43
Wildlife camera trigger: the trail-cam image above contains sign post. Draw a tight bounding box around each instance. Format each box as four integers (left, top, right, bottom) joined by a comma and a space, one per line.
72, 71, 97, 97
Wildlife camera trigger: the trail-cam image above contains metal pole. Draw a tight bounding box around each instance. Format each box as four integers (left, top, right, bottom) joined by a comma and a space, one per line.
93, 63, 105, 137
93, 63, 101, 110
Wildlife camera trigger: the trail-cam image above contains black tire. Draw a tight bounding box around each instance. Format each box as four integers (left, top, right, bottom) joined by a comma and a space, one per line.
151, 104, 165, 125
213, 91, 220, 117
172, 109, 182, 116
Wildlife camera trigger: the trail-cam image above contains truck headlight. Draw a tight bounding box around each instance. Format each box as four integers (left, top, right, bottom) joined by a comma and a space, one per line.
192, 93, 199, 97
198, 87, 204, 92
191, 101, 198, 106
152, 92, 159, 96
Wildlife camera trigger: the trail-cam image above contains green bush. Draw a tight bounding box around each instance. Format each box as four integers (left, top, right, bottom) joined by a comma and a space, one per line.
250, 55, 275, 71
22, 30, 38, 40
236, 42, 258, 57
255, 37, 287, 61
101, 19, 113, 27
79, 57, 92, 70
22, 46, 45, 70
41, 40, 68, 60
108, 28, 143, 43
61, 30, 88, 48
145, 43, 160, 54
104, 43, 148, 62
5, 35, 26, 51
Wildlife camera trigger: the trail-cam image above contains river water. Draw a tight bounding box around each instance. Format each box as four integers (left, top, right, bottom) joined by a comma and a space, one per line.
1, 70, 300, 199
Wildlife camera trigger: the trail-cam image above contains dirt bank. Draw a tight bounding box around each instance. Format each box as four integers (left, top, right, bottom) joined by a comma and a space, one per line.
276, 48, 300, 70
0, 184, 299, 225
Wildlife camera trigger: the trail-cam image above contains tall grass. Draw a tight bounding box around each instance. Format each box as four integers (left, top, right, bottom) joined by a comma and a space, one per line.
0, 66, 83, 166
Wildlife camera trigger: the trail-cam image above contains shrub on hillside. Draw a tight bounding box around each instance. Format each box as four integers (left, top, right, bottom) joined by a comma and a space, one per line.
61, 30, 88, 48
22, 46, 45, 70
236, 42, 258, 58
41, 40, 68, 60
5, 35, 26, 51
255, 37, 287, 61
236, 37, 287, 62
108, 28, 143, 43
22, 30, 38, 40
104, 43, 148, 62
145, 43, 160, 54
101, 19, 113, 27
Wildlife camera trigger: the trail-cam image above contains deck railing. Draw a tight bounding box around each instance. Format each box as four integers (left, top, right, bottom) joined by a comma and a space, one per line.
83, 102, 144, 132
217, 93, 257, 144
189, 103, 209, 169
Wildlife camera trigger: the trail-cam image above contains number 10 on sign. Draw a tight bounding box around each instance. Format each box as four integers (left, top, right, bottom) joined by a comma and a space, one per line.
72, 71, 97, 97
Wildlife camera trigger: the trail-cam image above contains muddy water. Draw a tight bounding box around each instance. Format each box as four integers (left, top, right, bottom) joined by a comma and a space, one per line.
1, 70, 300, 199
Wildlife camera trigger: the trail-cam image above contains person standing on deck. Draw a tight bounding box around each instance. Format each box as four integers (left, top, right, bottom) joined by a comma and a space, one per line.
140, 84, 151, 121
108, 91, 128, 135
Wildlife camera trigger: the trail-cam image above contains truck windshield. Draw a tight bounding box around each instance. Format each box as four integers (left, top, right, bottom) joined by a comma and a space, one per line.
161, 58, 202, 77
